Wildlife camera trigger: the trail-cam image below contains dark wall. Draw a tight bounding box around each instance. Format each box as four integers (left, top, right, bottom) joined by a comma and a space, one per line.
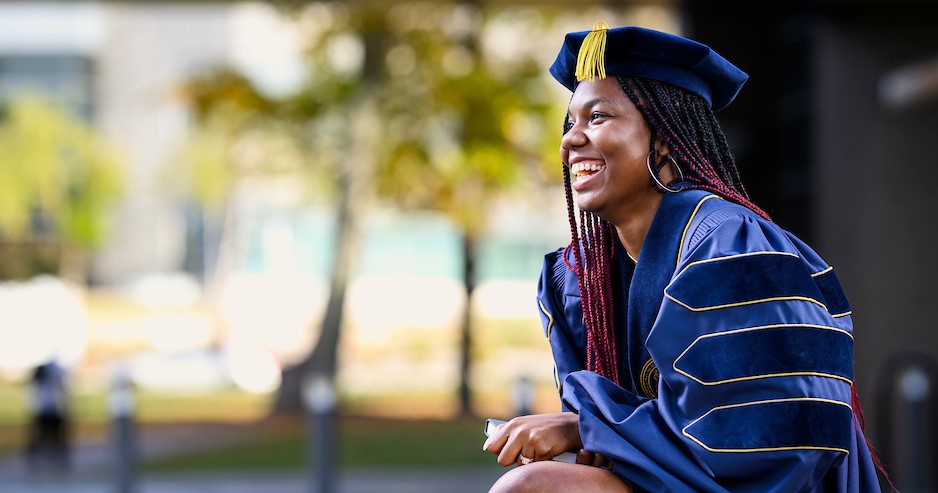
682, 2, 938, 489
815, 14, 938, 490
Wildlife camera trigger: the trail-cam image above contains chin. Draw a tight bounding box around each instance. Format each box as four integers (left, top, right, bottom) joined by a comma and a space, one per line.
574, 199, 605, 218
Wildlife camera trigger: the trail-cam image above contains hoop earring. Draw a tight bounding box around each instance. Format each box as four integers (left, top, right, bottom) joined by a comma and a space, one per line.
646, 152, 685, 193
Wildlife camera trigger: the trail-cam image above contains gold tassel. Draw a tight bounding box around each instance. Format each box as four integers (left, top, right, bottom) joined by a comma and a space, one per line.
575, 21, 609, 83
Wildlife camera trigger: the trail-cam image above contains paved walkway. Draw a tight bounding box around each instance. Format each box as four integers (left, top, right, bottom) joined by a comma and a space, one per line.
1, 468, 504, 493
0, 422, 505, 492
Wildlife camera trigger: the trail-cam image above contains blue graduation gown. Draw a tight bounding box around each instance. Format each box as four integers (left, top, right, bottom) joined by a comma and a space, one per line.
536, 189, 882, 492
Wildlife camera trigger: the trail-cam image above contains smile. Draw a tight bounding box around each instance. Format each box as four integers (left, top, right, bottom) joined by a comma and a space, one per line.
571, 161, 606, 177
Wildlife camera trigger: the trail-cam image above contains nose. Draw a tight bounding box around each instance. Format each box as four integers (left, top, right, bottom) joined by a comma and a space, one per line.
560, 121, 586, 152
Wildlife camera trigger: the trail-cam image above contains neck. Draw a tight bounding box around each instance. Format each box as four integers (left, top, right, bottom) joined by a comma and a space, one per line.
611, 192, 664, 260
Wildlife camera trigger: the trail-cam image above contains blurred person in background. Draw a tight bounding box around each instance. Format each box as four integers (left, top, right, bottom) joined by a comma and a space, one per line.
483, 23, 886, 492
25, 358, 71, 474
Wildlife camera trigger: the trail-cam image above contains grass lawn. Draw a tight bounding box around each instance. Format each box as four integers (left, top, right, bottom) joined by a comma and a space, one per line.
0, 381, 519, 473
143, 414, 501, 473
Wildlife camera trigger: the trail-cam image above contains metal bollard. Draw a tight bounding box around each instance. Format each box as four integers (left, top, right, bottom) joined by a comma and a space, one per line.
899, 365, 931, 491
108, 370, 136, 493
304, 373, 337, 493
512, 375, 534, 416
873, 350, 938, 492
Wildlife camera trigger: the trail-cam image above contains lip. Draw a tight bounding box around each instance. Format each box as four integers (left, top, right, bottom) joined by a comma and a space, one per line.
569, 155, 603, 166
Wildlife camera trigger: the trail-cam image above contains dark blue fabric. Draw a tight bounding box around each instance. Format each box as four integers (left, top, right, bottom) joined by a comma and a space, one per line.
674, 326, 854, 384
813, 269, 853, 316
684, 399, 854, 452
666, 252, 824, 310
549, 25, 748, 110
623, 189, 715, 396
538, 189, 883, 492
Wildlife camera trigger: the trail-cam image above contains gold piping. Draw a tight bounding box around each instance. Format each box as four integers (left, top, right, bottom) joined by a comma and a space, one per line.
665, 293, 828, 313
666, 251, 829, 312
682, 397, 852, 455
538, 299, 554, 340
672, 323, 854, 386
676, 195, 721, 266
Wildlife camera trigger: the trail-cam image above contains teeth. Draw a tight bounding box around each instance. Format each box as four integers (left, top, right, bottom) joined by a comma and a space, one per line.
571, 162, 605, 175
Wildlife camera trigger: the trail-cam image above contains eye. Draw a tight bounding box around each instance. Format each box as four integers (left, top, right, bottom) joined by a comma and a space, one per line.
563, 120, 574, 134
590, 111, 607, 122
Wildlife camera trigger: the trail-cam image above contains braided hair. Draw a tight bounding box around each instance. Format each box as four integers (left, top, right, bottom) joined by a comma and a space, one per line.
562, 75, 888, 486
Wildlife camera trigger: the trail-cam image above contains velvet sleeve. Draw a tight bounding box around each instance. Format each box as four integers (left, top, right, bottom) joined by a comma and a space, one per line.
536, 247, 586, 410
562, 208, 880, 492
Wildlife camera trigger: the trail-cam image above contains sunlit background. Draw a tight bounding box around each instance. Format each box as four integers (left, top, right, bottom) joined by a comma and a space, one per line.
0, 1, 936, 491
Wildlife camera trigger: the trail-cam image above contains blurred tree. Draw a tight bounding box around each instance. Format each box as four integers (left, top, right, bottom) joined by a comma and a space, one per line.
273, 2, 564, 416
0, 96, 124, 282
177, 3, 566, 417
174, 70, 305, 295
174, 8, 381, 414
273, 3, 386, 413
370, 4, 560, 416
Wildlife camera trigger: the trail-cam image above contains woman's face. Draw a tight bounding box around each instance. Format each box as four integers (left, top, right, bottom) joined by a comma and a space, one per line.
560, 77, 660, 223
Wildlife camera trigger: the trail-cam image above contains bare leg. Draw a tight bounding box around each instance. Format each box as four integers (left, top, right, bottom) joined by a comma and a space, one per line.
488, 461, 632, 493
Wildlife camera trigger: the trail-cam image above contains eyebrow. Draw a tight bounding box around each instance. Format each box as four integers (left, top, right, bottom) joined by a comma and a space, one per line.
567, 97, 619, 117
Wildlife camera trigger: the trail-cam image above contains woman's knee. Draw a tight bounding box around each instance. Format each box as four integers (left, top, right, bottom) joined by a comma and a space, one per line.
488, 463, 556, 493
488, 462, 631, 493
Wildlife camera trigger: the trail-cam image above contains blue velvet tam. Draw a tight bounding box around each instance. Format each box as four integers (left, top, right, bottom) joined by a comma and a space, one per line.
549, 23, 748, 111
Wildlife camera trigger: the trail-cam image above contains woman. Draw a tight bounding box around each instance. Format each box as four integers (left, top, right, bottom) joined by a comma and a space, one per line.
483, 23, 885, 492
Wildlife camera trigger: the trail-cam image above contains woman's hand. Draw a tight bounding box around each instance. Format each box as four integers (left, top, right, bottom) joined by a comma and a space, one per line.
482, 412, 584, 467
575, 449, 613, 468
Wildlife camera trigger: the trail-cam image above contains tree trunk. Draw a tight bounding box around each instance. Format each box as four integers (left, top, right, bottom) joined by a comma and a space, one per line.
273, 5, 384, 416
458, 232, 477, 417
273, 96, 375, 414
274, 166, 361, 413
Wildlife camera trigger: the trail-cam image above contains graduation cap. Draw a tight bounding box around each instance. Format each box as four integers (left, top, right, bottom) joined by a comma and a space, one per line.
549, 22, 748, 111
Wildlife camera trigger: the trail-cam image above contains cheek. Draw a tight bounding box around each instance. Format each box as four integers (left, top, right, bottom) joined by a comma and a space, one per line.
605, 132, 647, 167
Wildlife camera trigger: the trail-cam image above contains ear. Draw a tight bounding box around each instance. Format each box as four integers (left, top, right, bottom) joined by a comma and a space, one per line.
655, 139, 672, 158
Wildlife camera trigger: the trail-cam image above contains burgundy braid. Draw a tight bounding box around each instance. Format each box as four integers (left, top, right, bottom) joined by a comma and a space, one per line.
562, 161, 622, 385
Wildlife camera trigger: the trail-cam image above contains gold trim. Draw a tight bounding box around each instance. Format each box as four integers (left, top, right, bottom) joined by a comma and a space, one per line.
676, 251, 800, 275
553, 366, 561, 394
666, 251, 829, 312
665, 293, 828, 312
682, 397, 852, 455
538, 300, 554, 340
811, 266, 833, 277
676, 194, 721, 266
832, 311, 852, 318
672, 323, 854, 386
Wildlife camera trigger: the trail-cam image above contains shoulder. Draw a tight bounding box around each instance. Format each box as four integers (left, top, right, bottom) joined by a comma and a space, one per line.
669, 196, 852, 320
681, 197, 829, 274
539, 246, 580, 300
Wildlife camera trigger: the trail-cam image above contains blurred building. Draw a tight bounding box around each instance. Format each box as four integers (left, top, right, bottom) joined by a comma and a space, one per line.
683, 2, 938, 489
0, 1, 306, 284
0, 1, 578, 402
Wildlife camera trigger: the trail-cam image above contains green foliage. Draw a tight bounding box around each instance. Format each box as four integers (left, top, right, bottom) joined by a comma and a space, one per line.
176, 4, 567, 231
173, 73, 310, 209
0, 96, 123, 249
366, 6, 562, 236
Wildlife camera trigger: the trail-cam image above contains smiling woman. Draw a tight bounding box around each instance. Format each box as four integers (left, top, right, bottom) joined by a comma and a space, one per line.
482, 23, 887, 493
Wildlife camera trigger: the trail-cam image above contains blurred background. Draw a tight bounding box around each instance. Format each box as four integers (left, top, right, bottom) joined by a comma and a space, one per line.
0, 0, 935, 492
